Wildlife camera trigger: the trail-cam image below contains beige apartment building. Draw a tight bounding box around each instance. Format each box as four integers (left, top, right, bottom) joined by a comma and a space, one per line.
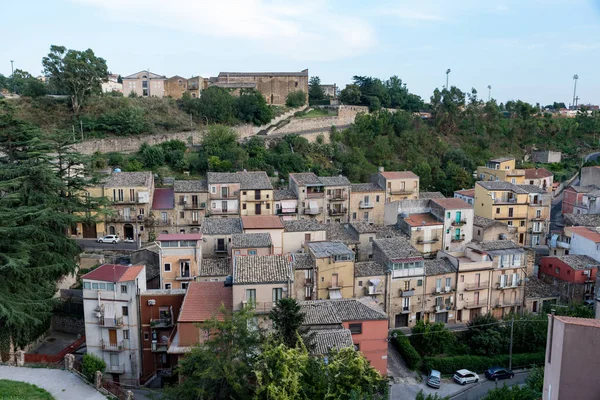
231, 233, 273, 256
439, 248, 493, 323
157, 233, 202, 290
349, 183, 385, 225
122, 70, 166, 97
320, 176, 351, 223
207, 173, 240, 217
241, 215, 284, 254
306, 241, 356, 300
424, 258, 457, 324
200, 218, 243, 257
289, 173, 326, 221
238, 171, 275, 216
371, 168, 420, 202
354, 261, 386, 305
174, 180, 208, 234
274, 188, 299, 221
282, 220, 327, 254
397, 212, 443, 258
164, 75, 204, 99
476, 157, 554, 193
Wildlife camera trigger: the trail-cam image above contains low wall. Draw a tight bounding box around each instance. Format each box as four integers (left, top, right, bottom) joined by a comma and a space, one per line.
52, 315, 85, 336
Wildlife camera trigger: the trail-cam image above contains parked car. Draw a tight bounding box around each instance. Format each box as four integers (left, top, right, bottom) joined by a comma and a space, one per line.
97, 235, 120, 244
123, 238, 135, 243
485, 367, 514, 381
453, 369, 479, 385
426, 370, 441, 389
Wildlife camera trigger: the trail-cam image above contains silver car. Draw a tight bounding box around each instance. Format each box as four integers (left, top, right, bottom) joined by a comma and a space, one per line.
427, 370, 441, 389
97, 235, 120, 244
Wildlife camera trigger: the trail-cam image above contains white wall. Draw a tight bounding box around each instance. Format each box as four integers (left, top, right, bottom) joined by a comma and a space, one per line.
282, 230, 326, 253
570, 234, 600, 262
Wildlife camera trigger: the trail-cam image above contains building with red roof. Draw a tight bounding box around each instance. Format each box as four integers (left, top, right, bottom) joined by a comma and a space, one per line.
241, 215, 285, 254
371, 167, 420, 202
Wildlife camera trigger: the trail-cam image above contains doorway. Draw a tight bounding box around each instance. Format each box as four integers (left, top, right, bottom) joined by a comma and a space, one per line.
123, 224, 134, 240
109, 329, 117, 346
395, 314, 409, 327
435, 312, 448, 323
255, 203, 261, 215
82, 223, 97, 238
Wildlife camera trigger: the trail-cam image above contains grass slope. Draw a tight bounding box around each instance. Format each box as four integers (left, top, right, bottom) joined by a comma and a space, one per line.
0, 379, 55, 400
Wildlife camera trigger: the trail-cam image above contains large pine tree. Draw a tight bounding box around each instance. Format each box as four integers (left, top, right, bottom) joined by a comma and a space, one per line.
0, 101, 95, 356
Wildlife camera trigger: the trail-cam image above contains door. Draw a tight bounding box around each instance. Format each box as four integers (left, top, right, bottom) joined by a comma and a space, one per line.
519, 233, 524, 244
455, 228, 461, 241
217, 238, 225, 252
474, 291, 480, 305
109, 329, 117, 346
395, 314, 409, 327
123, 207, 131, 221
222, 201, 228, 212
455, 211, 462, 224
255, 203, 261, 215
435, 312, 448, 323
82, 223, 97, 238
475, 273, 480, 288
331, 274, 338, 288
221, 187, 228, 198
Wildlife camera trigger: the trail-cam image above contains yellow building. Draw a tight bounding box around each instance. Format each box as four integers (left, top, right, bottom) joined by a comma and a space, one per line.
76, 185, 107, 239
474, 181, 550, 246
476, 158, 521, 183
371, 168, 420, 202
349, 183, 385, 225
157, 233, 202, 290
238, 171, 275, 216
306, 241, 355, 300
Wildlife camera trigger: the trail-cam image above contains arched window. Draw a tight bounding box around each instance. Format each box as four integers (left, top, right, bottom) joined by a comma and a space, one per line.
109, 226, 116, 235
178, 79, 183, 86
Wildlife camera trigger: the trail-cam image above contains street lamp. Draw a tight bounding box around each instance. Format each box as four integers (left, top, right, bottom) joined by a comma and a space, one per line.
10, 60, 14, 93
572, 74, 579, 109
487, 85, 492, 101
445, 69, 451, 89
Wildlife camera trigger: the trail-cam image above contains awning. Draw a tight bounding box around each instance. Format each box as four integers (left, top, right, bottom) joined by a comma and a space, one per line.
329, 289, 342, 299
103, 303, 115, 327
369, 278, 381, 287
281, 201, 296, 212
309, 201, 318, 210
550, 234, 558, 248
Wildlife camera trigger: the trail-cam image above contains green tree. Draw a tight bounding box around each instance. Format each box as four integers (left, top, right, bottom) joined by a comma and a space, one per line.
9, 70, 47, 97
199, 125, 247, 172
82, 353, 106, 382
525, 365, 544, 395
253, 341, 308, 400
269, 298, 306, 348
140, 144, 165, 169
164, 305, 262, 400
42, 45, 108, 113
339, 84, 362, 105
463, 313, 508, 356
410, 320, 455, 356
236, 89, 274, 125
286, 90, 306, 108
415, 389, 450, 400
483, 384, 539, 400
308, 76, 326, 104
0, 104, 96, 354
196, 86, 236, 124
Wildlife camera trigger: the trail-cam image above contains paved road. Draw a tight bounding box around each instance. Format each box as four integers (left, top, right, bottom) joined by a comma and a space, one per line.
451, 373, 528, 400
0, 365, 106, 400
77, 239, 139, 252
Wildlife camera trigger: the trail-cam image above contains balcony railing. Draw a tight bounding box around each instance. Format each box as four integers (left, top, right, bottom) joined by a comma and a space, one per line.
180, 202, 206, 209
242, 301, 277, 313
493, 198, 518, 204
150, 317, 174, 328
101, 339, 125, 352
431, 286, 453, 295
451, 220, 467, 226
464, 299, 487, 309
359, 201, 374, 209
151, 341, 169, 352
388, 188, 415, 195
400, 289, 415, 297
214, 245, 228, 253
463, 281, 488, 291
451, 236, 466, 243
276, 208, 298, 215
176, 271, 193, 281
416, 237, 439, 244
327, 280, 344, 290
106, 215, 146, 223
364, 286, 383, 296
306, 191, 324, 198
155, 218, 173, 226
304, 207, 322, 215
328, 208, 347, 216
112, 198, 139, 205
497, 280, 522, 289
210, 209, 239, 215
106, 364, 126, 374
99, 316, 124, 327
434, 305, 452, 313
496, 298, 522, 307
329, 194, 348, 201
209, 191, 239, 200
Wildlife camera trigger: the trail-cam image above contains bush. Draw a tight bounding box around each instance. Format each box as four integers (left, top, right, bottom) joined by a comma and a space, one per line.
422, 352, 545, 375
82, 353, 106, 382
286, 91, 306, 108
391, 330, 421, 370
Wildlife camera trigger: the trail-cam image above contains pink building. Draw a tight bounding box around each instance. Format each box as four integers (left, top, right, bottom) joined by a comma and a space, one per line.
544, 315, 600, 400
562, 185, 597, 215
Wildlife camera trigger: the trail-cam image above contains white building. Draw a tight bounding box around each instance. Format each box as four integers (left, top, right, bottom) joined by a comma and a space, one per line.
430, 198, 475, 252
82, 264, 146, 382
566, 226, 600, 263
101, 74, 123, 93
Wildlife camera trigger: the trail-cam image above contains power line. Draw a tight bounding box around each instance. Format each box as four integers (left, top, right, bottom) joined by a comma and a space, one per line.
393, 319, 547, 337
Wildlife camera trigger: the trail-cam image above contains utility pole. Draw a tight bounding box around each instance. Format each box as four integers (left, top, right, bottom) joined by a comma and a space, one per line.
508, 315, 514, 371
10, 60, 14, 93
572, 74, 579, 110
446, 69, 451, 89
487, 85, 492, 101
80, 120, 84, 141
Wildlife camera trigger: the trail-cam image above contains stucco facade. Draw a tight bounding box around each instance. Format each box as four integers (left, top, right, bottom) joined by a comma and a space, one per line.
157, 234, 202, 290
349, 184, 385, 225
371, 168, 420, 202
122, 70, 166, 98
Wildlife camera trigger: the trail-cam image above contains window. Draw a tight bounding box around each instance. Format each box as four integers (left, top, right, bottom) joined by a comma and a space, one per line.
305, 233, 311, 242
165, 283, 172, 290
352, 212, 357, 220
272, 288, 283, 302
161, 212, 168, 222
536, 209, 541, 218
520, 220, 525, 227
266, 203, 270, 210
246, 289, 256, 302
404, 281, 410, 290
179, 211, 184, 218
122, 306, 128, 316
124, 329, 130, 340
460, 275, 464, 283
446, 212, 451, 218
477, 229, 481, 236
121, 285, 127, 294
358, 280, 363, 287
181, 282, 189, 290
445, 277, 451, 287
248, 249, 257, 256
417, 279, 423, 286
507, 221, 513, 226
83, 282, 91, 289
555, 268, 560, 274
376, 195, 380, 202
211, 186, 216, 194
92, 282, 98, 289
436, 278, 442, 289
349, 323, 362, 334
496, 208, 500, 214
459, 294, 463, 301
243, 203, 247, 210
164, 263, 171, 272
354, 343, 360, 351
369, 236, 374, 242
144, 332, 149, 341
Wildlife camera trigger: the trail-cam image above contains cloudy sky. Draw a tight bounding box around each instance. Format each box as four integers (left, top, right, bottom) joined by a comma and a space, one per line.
2, 0, 600, 105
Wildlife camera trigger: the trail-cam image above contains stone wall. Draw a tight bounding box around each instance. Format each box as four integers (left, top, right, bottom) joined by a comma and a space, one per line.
531, 150, 562, 164
51, 314, 85, 336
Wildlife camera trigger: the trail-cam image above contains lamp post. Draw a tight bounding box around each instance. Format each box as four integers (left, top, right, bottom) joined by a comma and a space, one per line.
445, 69, 451, 89
487, 85, 492, 101
572, 74, 579, 109
10, 60, 14, 93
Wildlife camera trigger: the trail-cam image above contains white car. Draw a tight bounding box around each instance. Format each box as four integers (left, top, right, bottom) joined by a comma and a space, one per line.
97, 235, 121, 244
453, 369, 479, 385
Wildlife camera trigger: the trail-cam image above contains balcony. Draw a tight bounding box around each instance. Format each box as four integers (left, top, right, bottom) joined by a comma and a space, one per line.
304, 207, 322, 215
451, 236, 466, 243
175, 271, 194, 281
329, 193, 348, 201
98, 316, 124, 328
496, 298, 522, 307
244, 194, 270, 202
112, 198, 139, 205
151, 341, 169, 353
416, 237, 440, 244
400, 289, 415, 297
210, 208, 239, 215
106, 215, 147, 223
435, 305, 452, 313
276, 208, 298, 215
530, 215, 546, 221
190, 220, 201, 225
305, 277, 313, 285
463, 281, 488, 291
464, 299, 487, 309
329, 207, 347, 216
154, 218, 173, 226
210, 191, 239, 200
431, 286, 453, 295
150, 317, 174, 328
306, 191, 324, 198
497, 280, 522, 289
556, 240, 570, 249
101, 339, 125, 352
180, 202, 206, 209
359, 201, 374, 209
242, 301, 277, 314
214, 245, 228, 253
106, 364, 126, 374
493, 197, 518, 204
451, 219, 467, 226
327, 280, 344, 290
363, 286, 382, 296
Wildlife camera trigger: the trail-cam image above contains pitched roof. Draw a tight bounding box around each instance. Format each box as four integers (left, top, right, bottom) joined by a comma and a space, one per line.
241, 215, 284, 230
199, 258, 231, 277
553, 315, 600, 328
350, 183, 384, 192
178, 282, 233, 322
306, 241, 354, 258
282, 219, 325, 232
233, 255, 292, 284
473, 240, 520, 251
431, 198, 473, 210
524, 168, 553, 179
455, 188, 475, 197
564, 213, 600, 227
301, 302, 342, 325
202, 218, 243, 235
289, 172, 321, 186
301, 299, 388, 323
568, 226, 600, 243
373, 237, 422, 262
274, 188, 297, 200
318, 176, 351, 187
420, 191, 446, 199
291, 253, 315, 270
525, 277, 560, 299
552, 254, 600, 269
82, 264, 144, 282
174, 180, 208, 192
122, 70, 166, 79
354, 261, 385, 277
324, 223, 360, 244
477, 181, 527, 193
566, 185, 599, 193
157, 233, 202, 241
152, 188, 174, 210
104, 171, 153, 188
473, 215, 507, 228
425, 258, 457, 276
307, 329, 354, 355
237, 171, 273, 190
206, 172, 239, 184
517, 184, 546, 194
379, 171, 419, 180
231, 233, 272, 248
348, 222, 377, 234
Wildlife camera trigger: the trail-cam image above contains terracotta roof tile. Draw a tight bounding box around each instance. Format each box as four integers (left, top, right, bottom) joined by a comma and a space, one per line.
82, 264, 144, 282
568, 226, 600, 243
241, 215, 284, 230
380, 171, 419, 180
431, 198, 473, 210
455, 188, 475, 197
178, 282, 233, 322
524, 168, 553, 179
118, 265, 145, 282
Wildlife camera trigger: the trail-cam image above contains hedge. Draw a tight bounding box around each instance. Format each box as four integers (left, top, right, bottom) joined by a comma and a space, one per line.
391, 330, 422, 370
422, 352, 545, 375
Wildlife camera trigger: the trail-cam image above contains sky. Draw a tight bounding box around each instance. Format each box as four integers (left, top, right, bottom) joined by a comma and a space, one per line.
1, 0, 600, 106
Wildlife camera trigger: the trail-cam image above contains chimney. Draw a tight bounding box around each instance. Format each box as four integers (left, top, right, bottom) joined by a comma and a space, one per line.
378, 166, 384, 173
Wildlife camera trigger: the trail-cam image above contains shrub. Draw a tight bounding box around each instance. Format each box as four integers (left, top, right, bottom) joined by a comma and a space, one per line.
391, 330, 421, 370
286, 91, 306, 108
82, 353, 106, 382
422, 352, 545, 375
